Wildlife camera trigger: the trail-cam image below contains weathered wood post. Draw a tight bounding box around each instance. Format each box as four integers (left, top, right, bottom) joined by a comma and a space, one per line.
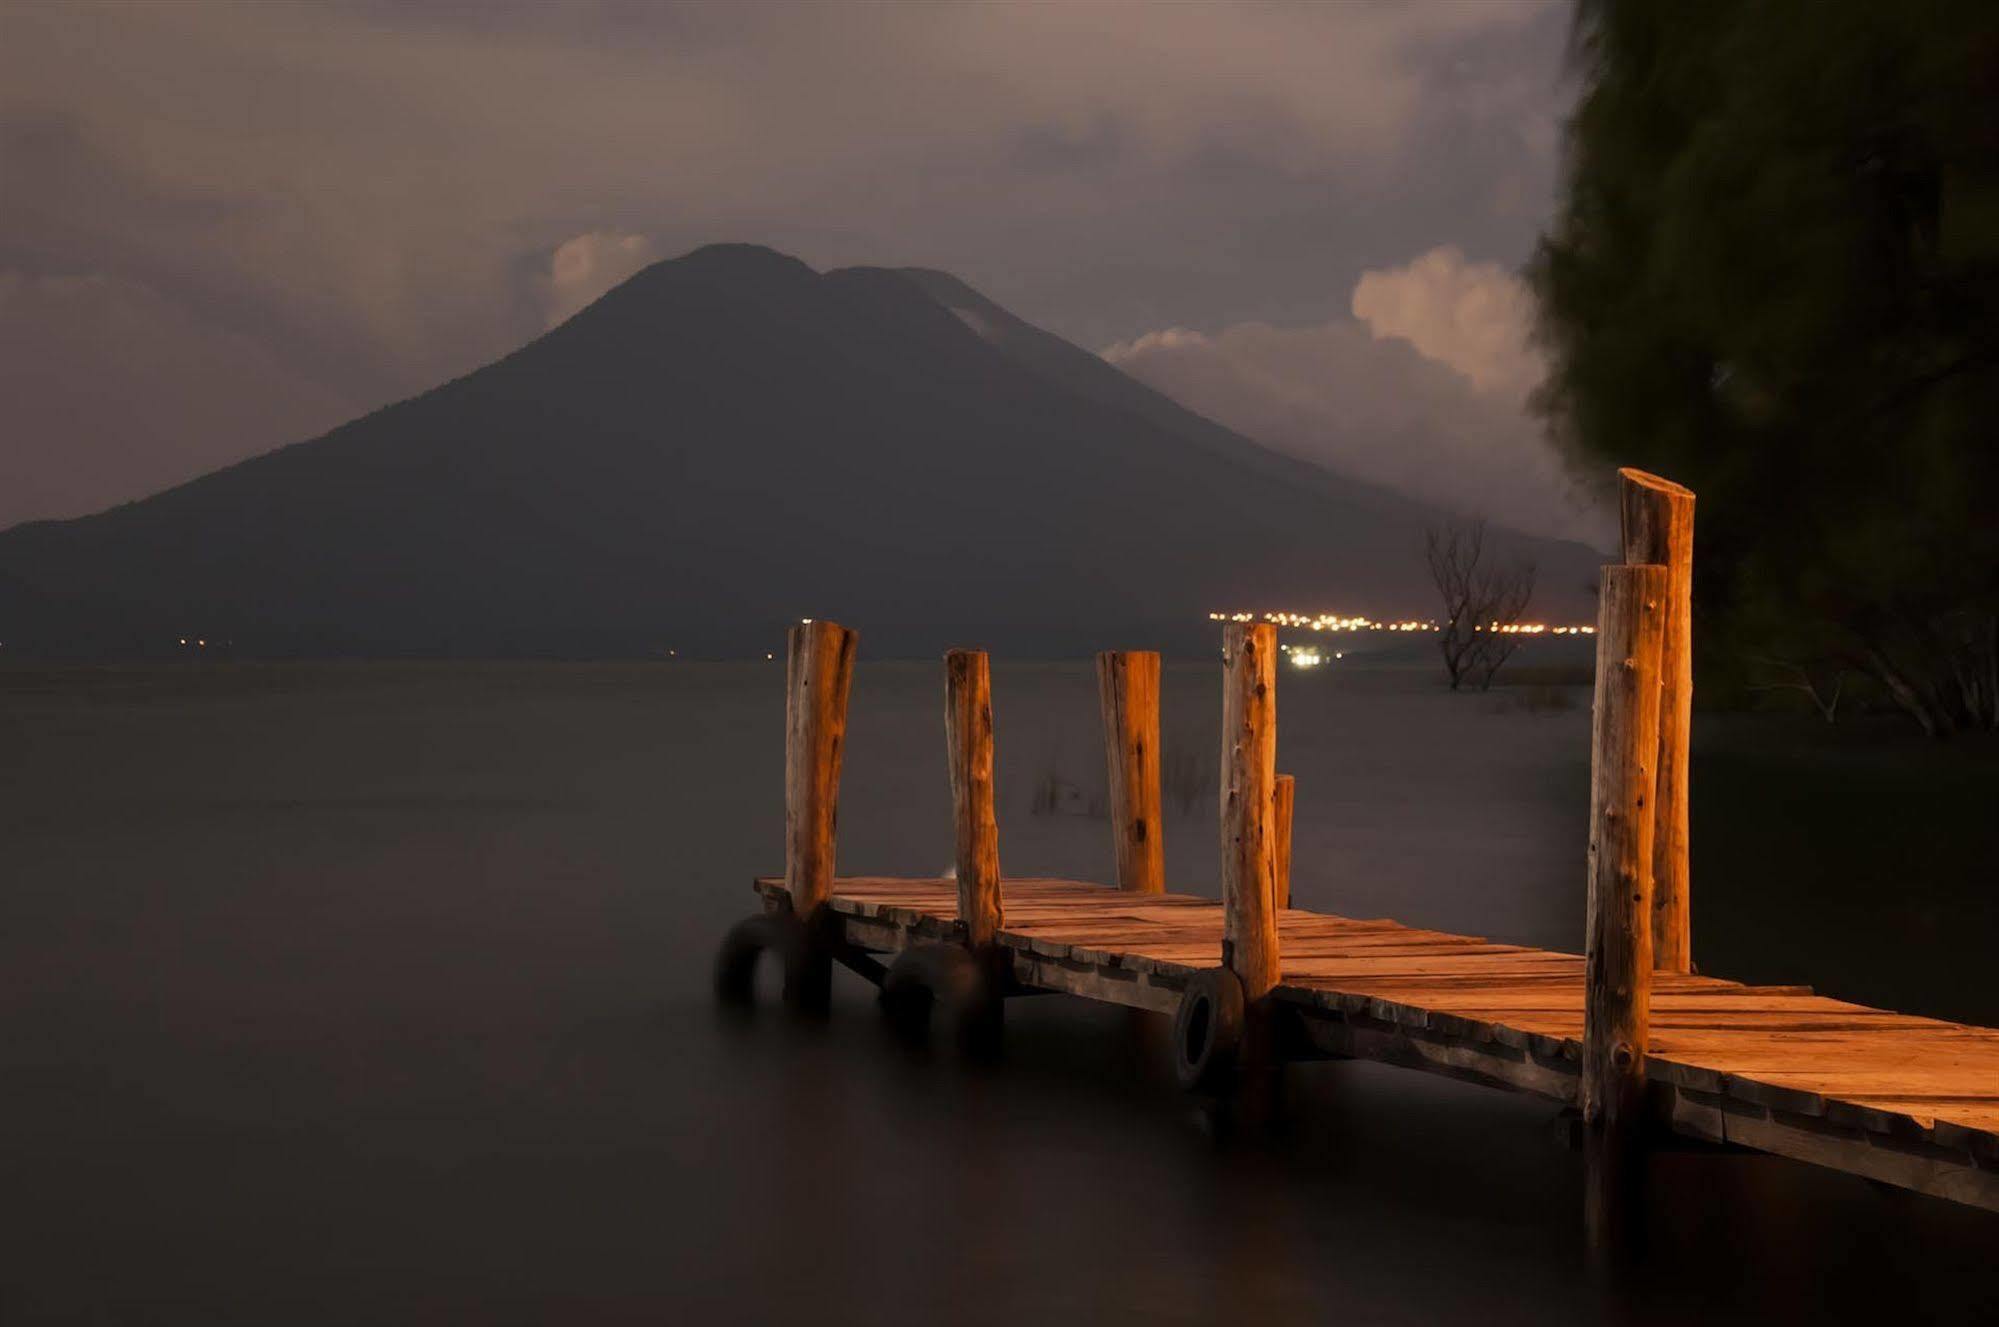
784, 619, 858, 920
1220, 623, 1281, 1000
1584, 565, 1668, 1151
1097, 650, 1165, 894
1619, 468, 1696, 974
944, 649, 1004, 948
1272, 774, 1295, 911
876, 648, 1008, 1046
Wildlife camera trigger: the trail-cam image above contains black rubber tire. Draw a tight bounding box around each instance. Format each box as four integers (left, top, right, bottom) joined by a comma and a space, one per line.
713, 911, 831, 1011
1173, 967, 1246, 1093
880, 943, 1003, 1052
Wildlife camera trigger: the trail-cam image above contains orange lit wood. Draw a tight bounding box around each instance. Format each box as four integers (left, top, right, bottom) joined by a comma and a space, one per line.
944, 648, 1004, 947
1619, 468, 1696, 974
1583, 565, 1668, 1139
1273, 774, 1295, 909
1096, 650, 1165, 894
1220, 623, 1281, 999
783, 619, 857, 917
1582, 564, 1668, 1251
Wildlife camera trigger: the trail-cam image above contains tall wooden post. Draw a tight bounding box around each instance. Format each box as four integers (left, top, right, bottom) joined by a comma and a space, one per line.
784, 619, 858, 919
1097, 650, 1165, 894
945, 649, 1004, 948
1619, 468, 1695, 974
1583, 565, 1668, 1139
1219, 623, 1281, 1000
1272, 774, 1295, 910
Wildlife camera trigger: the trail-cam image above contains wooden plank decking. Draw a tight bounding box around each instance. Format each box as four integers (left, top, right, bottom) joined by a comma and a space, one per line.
754, 875, 1999, 1211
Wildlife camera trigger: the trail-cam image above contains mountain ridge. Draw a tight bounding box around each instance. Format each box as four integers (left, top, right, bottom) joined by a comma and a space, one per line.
0, 243, 1602, 658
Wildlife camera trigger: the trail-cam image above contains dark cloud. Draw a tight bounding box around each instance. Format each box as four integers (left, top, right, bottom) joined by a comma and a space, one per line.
1008, 115, 1129, 177
0, 271, 355, 524
0, 0, 1575, 529
0, 111, 392, 399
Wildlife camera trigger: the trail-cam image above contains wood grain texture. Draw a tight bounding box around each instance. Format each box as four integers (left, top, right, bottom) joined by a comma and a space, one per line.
1583, 565, 1668, 1135
944, 649, 1004, 946
783, 619, 857, 917
1220, 623, 1281, 998
1273, 773, 1296, 910
1619, 468, 1696, 974
1096, 651, 1165, 894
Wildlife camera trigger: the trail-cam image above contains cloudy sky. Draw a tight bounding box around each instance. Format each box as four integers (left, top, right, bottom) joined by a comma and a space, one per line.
0, 0, 1601, 541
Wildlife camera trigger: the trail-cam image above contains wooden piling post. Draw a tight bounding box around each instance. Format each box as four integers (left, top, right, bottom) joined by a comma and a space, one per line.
784, 619, 858, 919
1096, 650, 1165, 894
944, 649, 1004, 948
1272, 774, 1295, 911
1619, 468, 1696, 974
1219, 623, 1281, 1000
1583, 565, 1668, 1141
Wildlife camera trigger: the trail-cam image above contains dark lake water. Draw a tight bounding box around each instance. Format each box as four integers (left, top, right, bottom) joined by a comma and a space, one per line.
4, 661, 1996, 1323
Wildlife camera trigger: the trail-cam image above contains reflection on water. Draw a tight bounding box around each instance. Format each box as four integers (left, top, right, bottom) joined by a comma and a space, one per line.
1, 662, 1994, 1323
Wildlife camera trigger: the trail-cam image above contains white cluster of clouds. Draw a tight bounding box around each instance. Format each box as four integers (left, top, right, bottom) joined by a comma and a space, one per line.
541, 231, 657, 329
1351, 246, 1545, 398
1104, 248, 1606, 546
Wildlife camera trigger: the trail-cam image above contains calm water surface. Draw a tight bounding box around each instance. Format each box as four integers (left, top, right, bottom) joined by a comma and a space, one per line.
3, 662, 1995, 1324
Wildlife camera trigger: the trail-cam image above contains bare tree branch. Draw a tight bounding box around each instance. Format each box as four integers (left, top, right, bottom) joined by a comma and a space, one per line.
1424, 516, 1537, 691
1746, 654, 1848, 724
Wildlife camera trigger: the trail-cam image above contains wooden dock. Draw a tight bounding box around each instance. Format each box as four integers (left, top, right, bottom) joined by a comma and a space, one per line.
716, 471, 1999, 1219
748, 874, 1999, 1211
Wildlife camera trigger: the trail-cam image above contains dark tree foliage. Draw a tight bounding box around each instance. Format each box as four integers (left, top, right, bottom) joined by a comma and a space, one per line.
1530, 0, 1999, 734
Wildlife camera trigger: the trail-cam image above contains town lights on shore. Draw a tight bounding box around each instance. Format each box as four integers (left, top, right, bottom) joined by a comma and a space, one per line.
1208, 611, 1593, 635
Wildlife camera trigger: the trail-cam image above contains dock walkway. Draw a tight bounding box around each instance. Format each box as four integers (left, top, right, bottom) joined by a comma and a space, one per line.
754, 875, 1999, 1210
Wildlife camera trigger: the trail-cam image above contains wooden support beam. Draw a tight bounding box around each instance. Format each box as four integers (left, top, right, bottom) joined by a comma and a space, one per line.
1096, 650, 1165, 894
1220, 623, 1281, 999
1619, 468, 1696, 974
1584, 565, 1667, 1256
944, 649, 1004, 948
784, 619, 857, 918
1583, 565, 1668, 1137
1273, 774, 1296, 910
